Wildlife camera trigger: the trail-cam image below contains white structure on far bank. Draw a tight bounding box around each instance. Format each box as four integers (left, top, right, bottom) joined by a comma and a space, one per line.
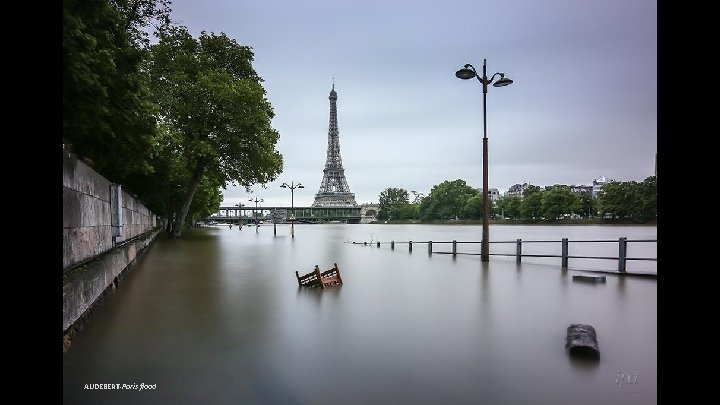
477, 188, 500, 202
592, 176, 613, 198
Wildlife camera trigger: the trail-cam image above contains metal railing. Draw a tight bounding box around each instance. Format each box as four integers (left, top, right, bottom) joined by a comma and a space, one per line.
351, 237, 657, 274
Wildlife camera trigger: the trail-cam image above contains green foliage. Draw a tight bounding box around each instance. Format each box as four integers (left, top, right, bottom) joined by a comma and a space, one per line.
378, 187, 409, 220
387, 203, 420, 220
420, 179, 479, 220
523, 185, 542, 196
597, 181, 635, 219
110, 0, 173, 47
541, 187, 578, 221
520, 191, 543, 220
146, 27, 283, 237
497, 196, 522, 219
572, 192, 595, 218
460, 194, 483, 219
63, 0, 171, 181
188, 177, 224, 224
597, 176, 656, 222
376, 177, 655, 223
635, 176, 657, 221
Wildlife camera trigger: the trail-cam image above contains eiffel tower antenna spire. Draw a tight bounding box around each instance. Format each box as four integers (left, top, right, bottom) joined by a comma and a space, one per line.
312, 84, 357, 208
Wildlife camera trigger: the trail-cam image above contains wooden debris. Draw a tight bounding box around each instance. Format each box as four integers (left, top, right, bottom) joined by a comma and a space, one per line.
296, 263, 343, 289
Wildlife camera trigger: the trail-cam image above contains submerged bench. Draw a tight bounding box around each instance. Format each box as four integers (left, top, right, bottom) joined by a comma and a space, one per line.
296, 263, 343, 289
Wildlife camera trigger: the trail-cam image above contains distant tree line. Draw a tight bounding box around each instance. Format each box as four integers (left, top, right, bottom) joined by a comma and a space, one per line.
377, 176, 656, 223
63, 0, 283, 237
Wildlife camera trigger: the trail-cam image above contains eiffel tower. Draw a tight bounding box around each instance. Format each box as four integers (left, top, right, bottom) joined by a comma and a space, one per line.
312, 83, 358, 208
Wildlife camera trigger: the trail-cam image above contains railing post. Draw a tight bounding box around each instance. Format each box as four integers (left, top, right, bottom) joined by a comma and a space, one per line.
452, 240, 457, 256
377, 241, 380, 248
618, 237, 627, 273
391, 241, 395, 250
516, 239, 522, 263
561, 238, 569, 268
428, 240, 432, 254
409, 240, 413, 252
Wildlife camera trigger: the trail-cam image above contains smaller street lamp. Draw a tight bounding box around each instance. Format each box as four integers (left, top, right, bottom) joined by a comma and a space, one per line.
280, 181, 304, 237
235, 202, 245, 229
249, 197, 263, 232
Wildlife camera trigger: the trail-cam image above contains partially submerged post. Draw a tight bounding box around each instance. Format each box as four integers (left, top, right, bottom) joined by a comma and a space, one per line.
618, 237, 627, 273
565, 324, 600, 359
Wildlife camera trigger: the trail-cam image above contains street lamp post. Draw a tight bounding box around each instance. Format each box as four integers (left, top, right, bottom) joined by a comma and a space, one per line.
249, 197, 263, 232
273, 206, 277, 235
235, 202, 245, 229
281, 181, 304, 237
456, 59, 513, 262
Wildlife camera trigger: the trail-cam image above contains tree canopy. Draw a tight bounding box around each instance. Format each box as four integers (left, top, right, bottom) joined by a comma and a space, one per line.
541, 186, 577, 221
63, 0, 171, 181
64, 1, 284, 237
146, 27, 283, 236
597, 176, 656, 222
378, 187, 410, 220
420, 179, 479, 220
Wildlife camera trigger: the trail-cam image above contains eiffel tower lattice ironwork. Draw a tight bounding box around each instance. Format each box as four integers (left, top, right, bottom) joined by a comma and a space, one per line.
312, 84, 358, 208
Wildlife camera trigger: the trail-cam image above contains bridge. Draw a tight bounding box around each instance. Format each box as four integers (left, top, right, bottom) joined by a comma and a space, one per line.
207, 206, 363, 224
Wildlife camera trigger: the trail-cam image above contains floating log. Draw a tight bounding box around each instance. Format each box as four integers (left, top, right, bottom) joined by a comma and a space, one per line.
566, 324, 600, 359
572, 275, 607, 283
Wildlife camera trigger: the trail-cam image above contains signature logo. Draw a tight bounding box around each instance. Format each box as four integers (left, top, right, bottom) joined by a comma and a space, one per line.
616, 371, 639, 387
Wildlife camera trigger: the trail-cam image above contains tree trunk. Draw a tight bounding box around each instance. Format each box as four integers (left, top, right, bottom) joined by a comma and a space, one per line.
165, 209, 173, 235
170, 171, 203, 238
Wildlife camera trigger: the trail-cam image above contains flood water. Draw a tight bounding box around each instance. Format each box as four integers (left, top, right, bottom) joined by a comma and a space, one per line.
63, 224, 657, 404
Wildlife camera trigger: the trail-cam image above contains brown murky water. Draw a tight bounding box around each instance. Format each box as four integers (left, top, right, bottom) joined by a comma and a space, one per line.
63, 224, 657, 404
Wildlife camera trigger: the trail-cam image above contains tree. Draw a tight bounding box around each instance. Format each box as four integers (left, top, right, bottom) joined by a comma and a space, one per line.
378, 187, 409, 220
63, 0, 171, 182
572, 192, 595, 218
389, 203, 419, 221
541, 187, 577, 221
497, 196, 522, 219
147, 27, 283, 237
523, 184, 542, 196
460, 194, 483, 219
420, 179, 478, 220
520, 191, 543, 220
635, 176, 657, 222
187, 177, 224, 226
597, 181, 637, 220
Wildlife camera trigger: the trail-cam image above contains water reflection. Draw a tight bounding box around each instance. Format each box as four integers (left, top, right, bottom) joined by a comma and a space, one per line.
64, 224, 656, 404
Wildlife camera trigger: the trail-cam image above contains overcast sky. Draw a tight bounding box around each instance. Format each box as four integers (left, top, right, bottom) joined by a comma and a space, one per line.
167, 0, 656, 208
